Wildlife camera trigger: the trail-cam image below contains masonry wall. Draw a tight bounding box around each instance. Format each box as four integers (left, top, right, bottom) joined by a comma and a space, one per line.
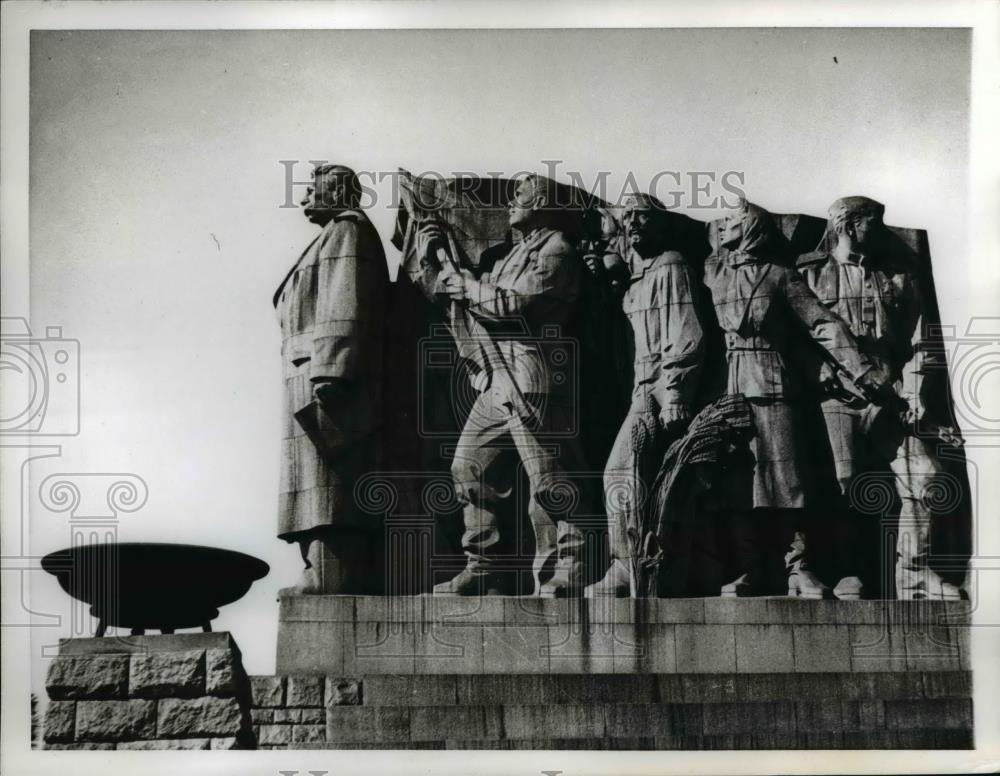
43, 633, 254, 750
42, 599, 973, 751
248, 675, 360, 748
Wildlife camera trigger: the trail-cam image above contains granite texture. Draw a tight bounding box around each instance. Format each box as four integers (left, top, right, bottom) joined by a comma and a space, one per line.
43, 632, 252, 750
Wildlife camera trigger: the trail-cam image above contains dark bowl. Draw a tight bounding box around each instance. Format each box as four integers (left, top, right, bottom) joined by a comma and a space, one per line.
41, 542, 269, 635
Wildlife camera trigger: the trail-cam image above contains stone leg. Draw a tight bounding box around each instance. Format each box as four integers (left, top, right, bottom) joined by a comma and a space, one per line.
450, 394, 515, 566
586, 404, 659, 598
291, 526, 378, 595
783, 522, 832, 600
720, 510, 765, 596
442, 391, 595, 596
881, 427, 961, 600
436, 393, 516, 595
510, 400, 594, 597
818, 404, 871, 597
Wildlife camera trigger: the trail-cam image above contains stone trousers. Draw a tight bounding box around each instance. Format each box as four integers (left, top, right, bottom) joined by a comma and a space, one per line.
820, 400, 944, 584
603, 397, 667, 561
450, 390, 591, 589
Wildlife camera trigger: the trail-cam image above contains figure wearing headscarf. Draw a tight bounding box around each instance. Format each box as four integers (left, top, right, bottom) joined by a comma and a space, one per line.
704, 199, 880, 597
583, 193, 708, 598
796, 196, 962, 600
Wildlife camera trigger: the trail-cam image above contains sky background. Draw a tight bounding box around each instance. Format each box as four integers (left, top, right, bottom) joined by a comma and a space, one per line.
25, 28, 973, 687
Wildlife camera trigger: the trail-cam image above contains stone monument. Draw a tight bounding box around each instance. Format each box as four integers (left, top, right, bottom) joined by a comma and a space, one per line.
45, 168, 973, 752
268, 171, 972, 750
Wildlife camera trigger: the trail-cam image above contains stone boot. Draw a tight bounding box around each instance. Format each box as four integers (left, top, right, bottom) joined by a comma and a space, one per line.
896, 566, 962, 601
537, 558, 585, 598
281, 563, 323, 596
787, 568, 831, 599
584, 559, 631, 599
833, 576, 865, 600
281, 530, 373, 596
784, 531, 831, 600
721, 572, 763, 598
432, 566, 510, 596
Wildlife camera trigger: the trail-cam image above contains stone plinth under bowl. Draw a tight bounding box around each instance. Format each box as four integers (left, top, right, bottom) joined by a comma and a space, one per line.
41, 542, 269, 636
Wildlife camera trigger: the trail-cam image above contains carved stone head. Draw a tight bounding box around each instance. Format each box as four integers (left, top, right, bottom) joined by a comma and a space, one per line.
301, 163, 362, 225
721, 198, 779, 255
828, 196, 886, 253
622, 192, 670, 257
507, 174, 550, 231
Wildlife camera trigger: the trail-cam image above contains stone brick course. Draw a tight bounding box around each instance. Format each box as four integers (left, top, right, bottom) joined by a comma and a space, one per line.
130, 651, 205, 698
43, 600, 973, 751
43, 633, 253, 750
46, 655, 129, 700
75, 699, 157, 741
248, 672, 363, 747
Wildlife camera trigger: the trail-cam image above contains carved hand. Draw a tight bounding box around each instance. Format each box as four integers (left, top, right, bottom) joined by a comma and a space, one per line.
901, 393, 928, 426
597, 206, 621, 242
437, 265, 472, 302
415, 221, 446, 264
818, 362, 839, 390
658, 404, 690, 432
469, 370, 490, 393
856, 366, 894, 402
312, 378, 350, 408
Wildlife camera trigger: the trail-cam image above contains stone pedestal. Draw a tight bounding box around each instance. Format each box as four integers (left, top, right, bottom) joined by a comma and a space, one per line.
43, 632, 255, 750
274, 595, 972, 749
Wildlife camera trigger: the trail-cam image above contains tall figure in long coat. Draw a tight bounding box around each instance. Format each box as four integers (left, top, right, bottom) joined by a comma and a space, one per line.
704, 199, 883, 598
274, 163, 389, 594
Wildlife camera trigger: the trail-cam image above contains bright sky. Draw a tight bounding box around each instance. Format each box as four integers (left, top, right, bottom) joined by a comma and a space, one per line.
26, 28, 972, 684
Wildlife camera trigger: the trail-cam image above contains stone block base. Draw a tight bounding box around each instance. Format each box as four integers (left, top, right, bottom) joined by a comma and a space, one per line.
43, 632, 254, 750
277, 595, 971, 676
271, 595, 972, 749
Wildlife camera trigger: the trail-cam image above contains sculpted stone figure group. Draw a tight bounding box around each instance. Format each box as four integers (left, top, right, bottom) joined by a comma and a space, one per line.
274, 163, 966, 602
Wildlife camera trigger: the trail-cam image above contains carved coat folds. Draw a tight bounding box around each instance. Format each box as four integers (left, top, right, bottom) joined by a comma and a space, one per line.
273, 209, 389, 539
603, 247, 707, 561
703, 207, 871, 509
465, 226, 581, 400
622, 249, 706, 410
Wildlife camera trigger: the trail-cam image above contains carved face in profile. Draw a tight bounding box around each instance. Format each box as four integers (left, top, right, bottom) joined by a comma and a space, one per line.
841, 210, 884, 251
720, 213, 744, 250
721, 201, 778, 256
301, 168, 345, 226
508, 176, 541, 230
828, 197, 887, 254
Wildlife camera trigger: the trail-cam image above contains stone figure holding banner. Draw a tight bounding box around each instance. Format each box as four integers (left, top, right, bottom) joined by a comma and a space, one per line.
273, 163, 389, 594
415, 173, 595, 597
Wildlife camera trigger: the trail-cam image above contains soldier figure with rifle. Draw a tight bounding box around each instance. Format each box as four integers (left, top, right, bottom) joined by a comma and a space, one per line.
704, 199, 884, 599
797, 196, 963, 600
